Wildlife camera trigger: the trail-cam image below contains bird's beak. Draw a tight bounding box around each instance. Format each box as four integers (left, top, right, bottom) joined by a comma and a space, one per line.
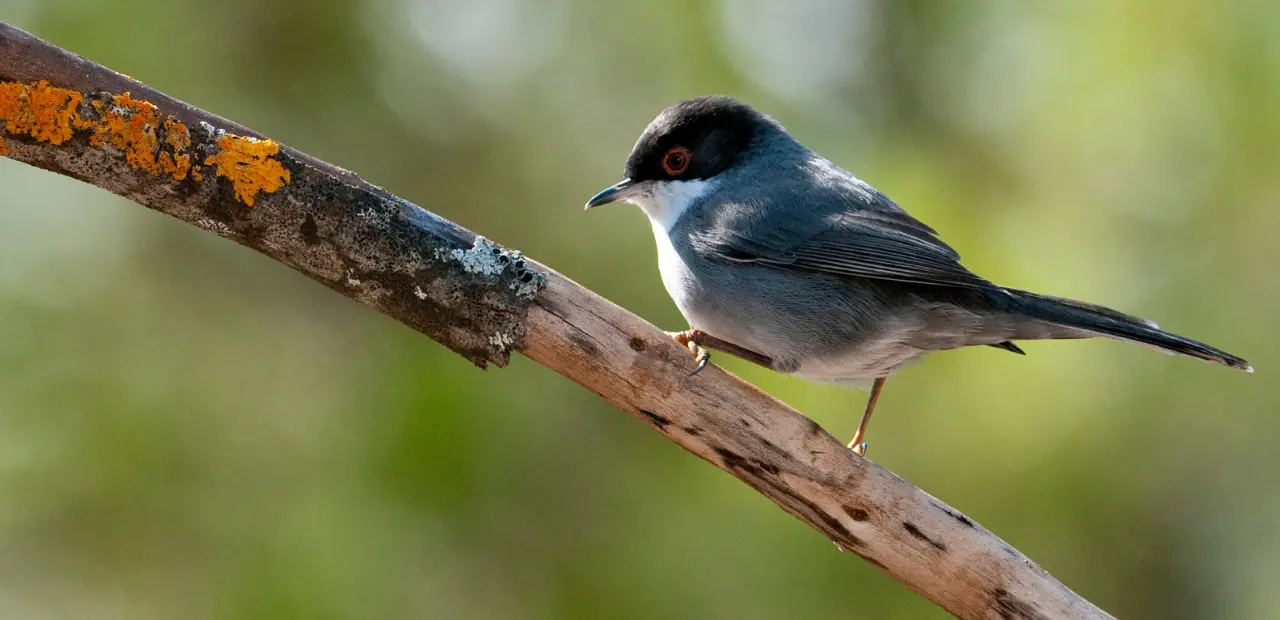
585, 178, 640, 209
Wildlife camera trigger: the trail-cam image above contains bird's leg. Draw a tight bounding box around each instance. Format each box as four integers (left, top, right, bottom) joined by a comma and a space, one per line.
667, 329, 776, 375
847, 377, 886, 456
667, 328, 712, 375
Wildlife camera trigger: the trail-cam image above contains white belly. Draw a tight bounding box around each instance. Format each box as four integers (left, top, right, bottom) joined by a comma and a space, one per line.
794, 313, 929, 384
793, 346, 925, 386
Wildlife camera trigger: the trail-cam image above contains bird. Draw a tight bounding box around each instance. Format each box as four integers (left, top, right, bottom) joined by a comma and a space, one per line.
584, 95, 1252, 455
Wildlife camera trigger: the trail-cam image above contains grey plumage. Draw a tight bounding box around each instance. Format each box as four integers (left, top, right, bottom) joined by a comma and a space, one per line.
587, 96, 1251, 387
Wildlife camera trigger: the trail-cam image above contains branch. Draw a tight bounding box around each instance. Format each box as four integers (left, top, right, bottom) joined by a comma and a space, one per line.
0, 23, 1112, 620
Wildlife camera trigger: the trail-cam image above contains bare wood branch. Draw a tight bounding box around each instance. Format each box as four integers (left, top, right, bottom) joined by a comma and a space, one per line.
0, 22, 1112, 620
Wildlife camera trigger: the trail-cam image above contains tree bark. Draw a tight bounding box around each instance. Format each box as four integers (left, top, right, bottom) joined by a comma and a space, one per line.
0, 22, 1112, 620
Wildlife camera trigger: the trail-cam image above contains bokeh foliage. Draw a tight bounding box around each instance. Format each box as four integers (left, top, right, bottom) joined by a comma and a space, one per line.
0, 1, 1276, 618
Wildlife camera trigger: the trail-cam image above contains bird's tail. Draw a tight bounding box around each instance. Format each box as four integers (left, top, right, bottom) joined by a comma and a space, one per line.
1002, 288, 1252, 372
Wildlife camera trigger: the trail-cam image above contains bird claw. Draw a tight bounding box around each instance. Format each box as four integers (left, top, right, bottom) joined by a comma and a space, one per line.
850, 441, 869, 457
690, 348, 710, 376
668, 329, 710, 375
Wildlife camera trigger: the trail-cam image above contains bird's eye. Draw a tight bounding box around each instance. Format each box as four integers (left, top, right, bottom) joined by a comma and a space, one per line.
662, 146, 691, 176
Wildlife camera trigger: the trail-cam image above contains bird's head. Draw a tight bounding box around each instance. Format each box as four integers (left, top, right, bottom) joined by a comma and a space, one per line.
585, 96, 784, 229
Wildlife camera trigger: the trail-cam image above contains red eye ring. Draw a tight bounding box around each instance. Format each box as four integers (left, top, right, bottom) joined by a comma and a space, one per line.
662, 146, 691, 176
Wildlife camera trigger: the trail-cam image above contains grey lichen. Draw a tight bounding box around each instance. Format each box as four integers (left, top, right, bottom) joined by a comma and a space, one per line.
442, 235, 547, 300
488, 331, 518, 352
509, 270, 546, 300
198, 120, 225, 139
445, 235, 505, 277
194, 217, 235, 238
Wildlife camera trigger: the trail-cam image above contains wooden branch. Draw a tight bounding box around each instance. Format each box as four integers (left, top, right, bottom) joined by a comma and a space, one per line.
0, 23, 1113, 620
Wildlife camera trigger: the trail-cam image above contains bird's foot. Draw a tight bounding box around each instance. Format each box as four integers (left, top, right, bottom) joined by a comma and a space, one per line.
845, 376, 885, 458
667, 329, 711, 376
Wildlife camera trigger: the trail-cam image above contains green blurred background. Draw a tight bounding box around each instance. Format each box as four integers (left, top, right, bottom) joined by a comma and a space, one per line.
0, 1, 1276, 618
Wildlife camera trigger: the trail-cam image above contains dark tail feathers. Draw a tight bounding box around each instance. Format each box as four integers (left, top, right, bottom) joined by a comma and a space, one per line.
1004, 288, 1253, 373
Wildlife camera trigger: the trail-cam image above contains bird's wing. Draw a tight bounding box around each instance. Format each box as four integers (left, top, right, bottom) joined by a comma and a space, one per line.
688, 182, 992, 289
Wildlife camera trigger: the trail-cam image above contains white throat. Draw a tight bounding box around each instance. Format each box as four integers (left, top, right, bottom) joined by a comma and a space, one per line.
625, 179, 715, 232
625, 179, 715, 324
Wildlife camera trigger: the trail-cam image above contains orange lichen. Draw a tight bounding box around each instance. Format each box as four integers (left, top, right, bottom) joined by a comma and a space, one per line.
0, 80, 288, 203
0, 81, 199, 182
86, 92, 192, 181
203, 135, 291, 206
0, 80, 85, 144
164, 118, 190, 150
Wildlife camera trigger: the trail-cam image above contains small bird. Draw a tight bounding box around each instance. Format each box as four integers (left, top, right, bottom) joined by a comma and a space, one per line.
585, 96, 1251, 455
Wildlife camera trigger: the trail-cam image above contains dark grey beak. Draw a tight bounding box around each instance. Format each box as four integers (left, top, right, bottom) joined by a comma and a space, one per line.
585, 178, 638, 209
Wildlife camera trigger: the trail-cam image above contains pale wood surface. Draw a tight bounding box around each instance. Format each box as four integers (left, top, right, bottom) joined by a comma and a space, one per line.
523, 270, 1111, 620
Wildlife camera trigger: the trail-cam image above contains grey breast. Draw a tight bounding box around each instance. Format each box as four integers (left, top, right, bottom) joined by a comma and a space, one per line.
662, 202, 918, 377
